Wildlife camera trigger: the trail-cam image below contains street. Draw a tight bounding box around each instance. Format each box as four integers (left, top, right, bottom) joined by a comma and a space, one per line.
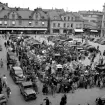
0, 35, 105, 105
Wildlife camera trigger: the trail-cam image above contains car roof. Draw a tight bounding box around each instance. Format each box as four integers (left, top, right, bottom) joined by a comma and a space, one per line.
13, 66, 22, 71
0, 94, 5, 97
21, 81, 32, 87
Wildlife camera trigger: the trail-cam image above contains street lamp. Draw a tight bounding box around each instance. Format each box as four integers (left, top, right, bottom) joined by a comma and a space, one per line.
101, 3, 105, 37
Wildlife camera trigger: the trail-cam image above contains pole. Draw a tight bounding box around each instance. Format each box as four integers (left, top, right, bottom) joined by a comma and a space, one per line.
101, 3, 105, 37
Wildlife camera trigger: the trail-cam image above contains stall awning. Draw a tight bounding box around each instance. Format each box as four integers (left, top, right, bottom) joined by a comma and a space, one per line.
90, 30, 98, 32
74, 29, 83, 32
0, 28, 47, 31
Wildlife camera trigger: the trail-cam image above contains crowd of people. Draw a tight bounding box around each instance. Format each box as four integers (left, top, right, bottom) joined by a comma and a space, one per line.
1, 34, 105, 105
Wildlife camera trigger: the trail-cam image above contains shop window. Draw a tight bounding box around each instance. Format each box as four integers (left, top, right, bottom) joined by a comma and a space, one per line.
53, 23, 56, 27
58, 23, 60, 27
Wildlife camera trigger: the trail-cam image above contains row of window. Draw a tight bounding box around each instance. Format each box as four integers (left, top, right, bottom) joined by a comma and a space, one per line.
0, 21, 45, 26
53, 23, 74, 28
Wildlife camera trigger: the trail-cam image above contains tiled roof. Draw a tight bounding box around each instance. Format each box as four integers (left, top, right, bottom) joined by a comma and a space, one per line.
17, 10, 32, 19
48, 10, 61, 20
0, 10, 9, 18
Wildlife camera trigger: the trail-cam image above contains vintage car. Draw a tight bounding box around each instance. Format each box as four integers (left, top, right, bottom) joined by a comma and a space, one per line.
0, 94, 7, 105
0, 45, 2, 51
10, 66, 25, 84
19, 81, 36, 101
96, 95, 105, 105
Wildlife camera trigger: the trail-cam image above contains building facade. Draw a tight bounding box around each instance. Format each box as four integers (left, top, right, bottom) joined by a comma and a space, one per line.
0, 2, 84, 35
79, 10, 103, 34
48, 10, 84, 34
0, 2, 48, 34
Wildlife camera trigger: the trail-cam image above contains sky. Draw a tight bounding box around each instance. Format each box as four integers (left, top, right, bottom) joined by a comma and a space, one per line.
1, 0, 105, 12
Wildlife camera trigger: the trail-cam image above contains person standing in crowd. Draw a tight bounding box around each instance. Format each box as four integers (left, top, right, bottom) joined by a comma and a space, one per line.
43, 97, 51, 105
60, 94, 67, 105
0, 59, 3, 68
2, 75, 7, 88
0, 78, 2, 94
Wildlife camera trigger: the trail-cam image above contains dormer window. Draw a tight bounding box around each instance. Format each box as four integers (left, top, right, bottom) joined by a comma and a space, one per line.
4, 15, 7, 19
54, 16, 57, 20
18, 16, 22, 19
29, 16, 32, 19
42, 16, 44, 19
12, 14, 15, 19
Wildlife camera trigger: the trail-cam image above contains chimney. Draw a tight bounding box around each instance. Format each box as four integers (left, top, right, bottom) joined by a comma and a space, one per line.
5, 3, 8, 6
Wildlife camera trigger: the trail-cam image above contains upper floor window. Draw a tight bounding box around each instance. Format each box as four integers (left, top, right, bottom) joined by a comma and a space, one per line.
64, 17, 66, 21
35, 21, 38, 25
0, 21, 2, 25
19, 20, 22, 25
4, 21, 7, 25
71, 17, 74, 21
58, 23, 60, 27
67, 23, 69, 27
12, 21, 15, 25
64, 23, 66, 27
53, 23, 56, 27
29, 21, 32, 26
42, 22, 45, 26
68, 17, 70, 20
71, 23, 73, 27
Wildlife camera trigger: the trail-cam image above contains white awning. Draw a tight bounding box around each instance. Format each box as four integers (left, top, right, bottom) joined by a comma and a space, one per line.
90, 30, 98, 32
74, 29, 83, 32
0, 28, 47, 30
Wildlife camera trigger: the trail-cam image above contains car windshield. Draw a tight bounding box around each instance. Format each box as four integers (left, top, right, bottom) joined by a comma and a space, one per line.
15, 70, 23, 75
24, 85, 32, 89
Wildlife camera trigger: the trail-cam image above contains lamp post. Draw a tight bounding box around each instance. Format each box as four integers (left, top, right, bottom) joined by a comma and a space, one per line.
101, 3, 105, 37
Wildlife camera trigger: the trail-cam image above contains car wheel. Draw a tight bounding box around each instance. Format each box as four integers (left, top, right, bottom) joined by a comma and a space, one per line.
24, 97, 28, 101
2, 102, 7, 105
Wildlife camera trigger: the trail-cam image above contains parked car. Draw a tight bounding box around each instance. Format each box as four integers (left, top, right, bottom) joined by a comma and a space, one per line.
93, 38, 100, 43
10, 66, 25, 84
19, 81, 36, 101
96, 95, 105, 105
100, 40, 105, 45
0, 45, 2, 51
0, 94, 8, 105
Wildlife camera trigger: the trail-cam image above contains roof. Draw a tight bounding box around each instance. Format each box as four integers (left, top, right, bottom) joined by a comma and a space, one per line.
21, 81, 32, 87
0, 10, 9, 18
48, 10, 61, 20
13, 66, 22, 71
17, 10, 32, 19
